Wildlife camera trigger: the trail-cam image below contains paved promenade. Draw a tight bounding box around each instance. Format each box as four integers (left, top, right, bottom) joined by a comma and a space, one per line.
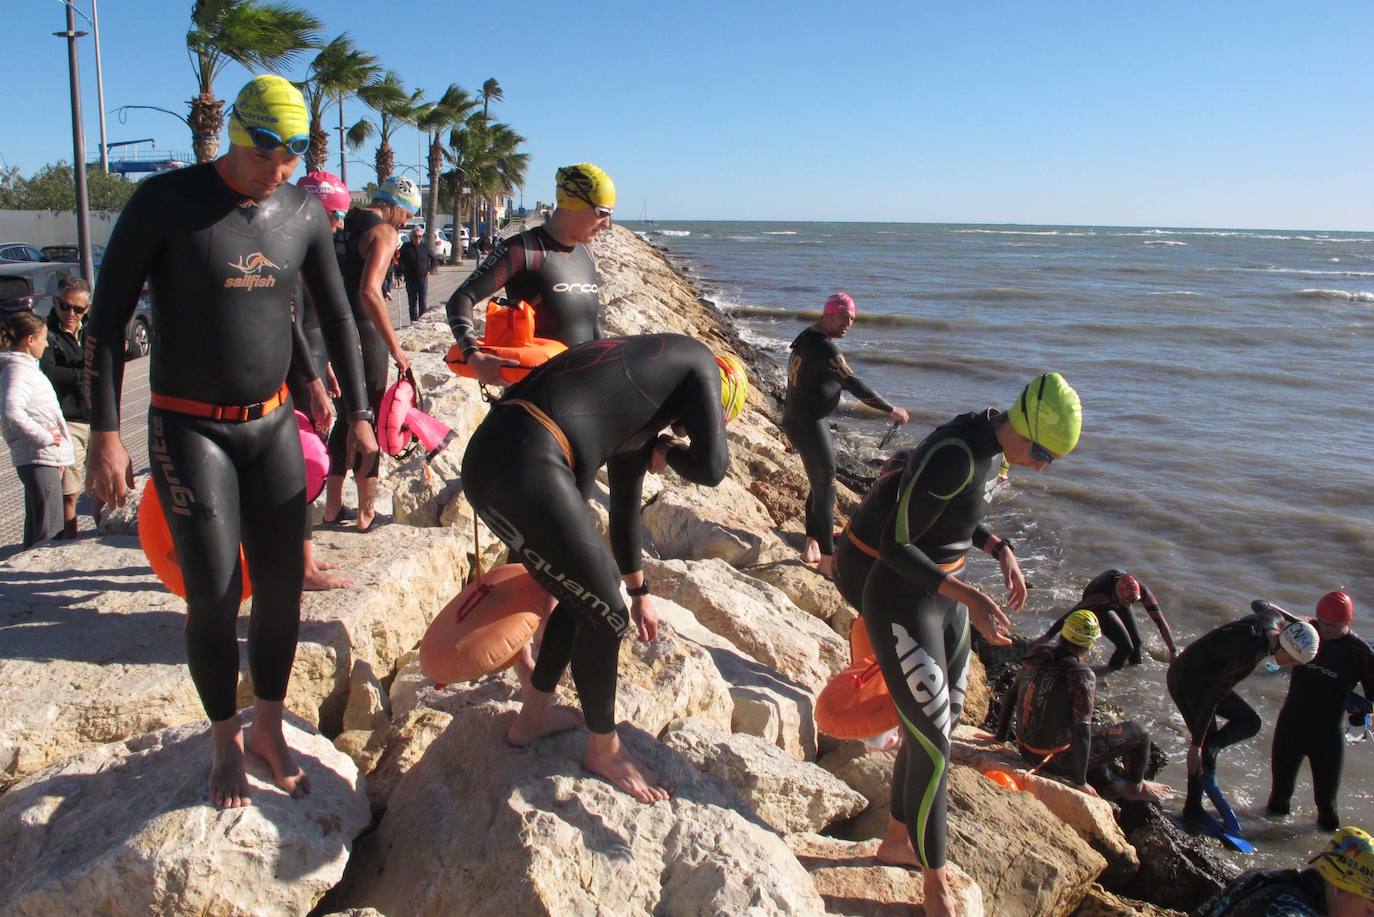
0, 260, 474, 558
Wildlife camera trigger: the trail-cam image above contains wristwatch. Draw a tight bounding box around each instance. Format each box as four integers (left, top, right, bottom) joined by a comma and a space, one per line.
993, 538, 1014, 559
349, 409, 375, 424
627, 579, 651, 597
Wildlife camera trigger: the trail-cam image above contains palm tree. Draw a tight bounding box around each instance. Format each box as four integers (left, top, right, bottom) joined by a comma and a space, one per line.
347, 71, 422, 182
297, 35, 379, 174
481, 78, 504, 118
185, 0, 322, 163
415, 85, 477, 245
443, 116, 528, 244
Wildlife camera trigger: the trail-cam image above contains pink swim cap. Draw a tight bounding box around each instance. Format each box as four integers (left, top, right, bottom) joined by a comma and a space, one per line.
299, 171, 351, 215
824, 293, 856, 317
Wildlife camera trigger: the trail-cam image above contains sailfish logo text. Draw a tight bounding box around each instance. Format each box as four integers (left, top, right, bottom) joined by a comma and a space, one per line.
892, 624, 951, 732
225, 252, 280, 290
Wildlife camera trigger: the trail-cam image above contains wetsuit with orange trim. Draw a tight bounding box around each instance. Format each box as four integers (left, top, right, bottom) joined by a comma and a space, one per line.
1166, 606, 1280, 821
84, 162, 368, 723
839, 408, 1007, 870
994, 642, 1153, 787
462, 334, 729, 734
446, 225, 602, 356
783, 326, 893, 556
1043, 569, 1177, 669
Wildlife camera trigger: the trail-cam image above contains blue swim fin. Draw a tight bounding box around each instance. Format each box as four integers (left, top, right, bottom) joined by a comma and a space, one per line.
1199, 771, 1255, 853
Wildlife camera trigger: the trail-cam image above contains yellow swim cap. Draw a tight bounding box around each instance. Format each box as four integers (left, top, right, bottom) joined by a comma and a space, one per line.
1061, 609, 1101, 648
1312, 826, 1374, 901
1009, 372, 1082, 459
717, 352, 748, 424
555, 163, 616, 211
228, 74, 310, 152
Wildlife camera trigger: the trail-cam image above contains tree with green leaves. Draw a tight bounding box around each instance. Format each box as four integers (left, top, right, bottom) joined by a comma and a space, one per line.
185, 0, 322, 163
442, 116, 528, 243
481, 78, 504, 118
296, 35, 380, 174
0, 162, 138, 212
415, 85, 478, 246
347, 71, 422, 183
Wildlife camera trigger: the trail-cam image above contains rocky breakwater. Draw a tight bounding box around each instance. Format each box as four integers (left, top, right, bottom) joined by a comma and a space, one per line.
0, 224, 1198, 915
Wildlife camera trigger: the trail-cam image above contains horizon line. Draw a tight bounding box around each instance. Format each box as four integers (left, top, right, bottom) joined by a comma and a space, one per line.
617, 218, 1374, 234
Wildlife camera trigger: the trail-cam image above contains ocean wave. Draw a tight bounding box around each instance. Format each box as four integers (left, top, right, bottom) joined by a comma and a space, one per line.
1293, 288, 1374, 302
1146, 290, 1203, 296
850, 351, 1028, 382
725, 304, 959, 331
921, 287, 1048, 302
654, 230, 691, 237
951, 229, 1095, 237
1256, 268, 1374, 278
1143, 240, 1188, 246
762, 231, 798, 235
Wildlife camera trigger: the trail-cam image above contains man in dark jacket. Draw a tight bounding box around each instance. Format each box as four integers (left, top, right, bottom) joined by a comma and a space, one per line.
39, 276, 97, 535
398, 227, 437, 321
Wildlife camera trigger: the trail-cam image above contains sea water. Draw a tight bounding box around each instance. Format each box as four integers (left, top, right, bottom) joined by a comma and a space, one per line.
628, 220, 1373, 866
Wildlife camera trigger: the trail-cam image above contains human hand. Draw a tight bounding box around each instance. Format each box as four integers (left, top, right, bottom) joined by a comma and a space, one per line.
325, 364, 341, 399
87, 431, 135, 506
632, 594, 659, 642
307, 378, 334, 437
891, 406, 910, 425
999, 548, 1027, 611
963, 584, 1012, 645
50, 427, 64, 446
467, 349, 520, 387
392, 348, 410, 377
650, 435, 680, 474
347, 420, 379, 476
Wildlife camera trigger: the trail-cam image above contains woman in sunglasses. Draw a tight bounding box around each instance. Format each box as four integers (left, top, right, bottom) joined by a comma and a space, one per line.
835, 372, 1081, 917
2, 309, 73, 548
39, 276, 99, 536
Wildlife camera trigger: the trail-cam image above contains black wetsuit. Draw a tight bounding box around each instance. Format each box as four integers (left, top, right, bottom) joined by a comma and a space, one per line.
286, 282, 329, 541
1166, 607, 1279, 819
85, 163, 367, 723
782, 326, 892, 556
839, 409, 1005, 870
446, 225, 602, 355
1043, 569, 1175, 669
327, 207, 392, 479
1269, 629, 1374, 829
462, 334, 729, 733
1192, 867, 1326, 917
994, 642, 1152, 786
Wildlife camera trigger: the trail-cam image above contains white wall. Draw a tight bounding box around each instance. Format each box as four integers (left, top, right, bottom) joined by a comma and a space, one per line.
0, 210, 119, 248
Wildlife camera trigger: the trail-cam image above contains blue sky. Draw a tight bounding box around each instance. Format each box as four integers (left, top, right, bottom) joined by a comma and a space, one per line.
5, 0, 1370, 229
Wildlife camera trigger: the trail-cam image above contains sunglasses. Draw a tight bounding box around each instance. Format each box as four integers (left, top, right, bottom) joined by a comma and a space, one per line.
57, 300, 88, 315
233, 110, 310, 157
1030, 442, 1055, 464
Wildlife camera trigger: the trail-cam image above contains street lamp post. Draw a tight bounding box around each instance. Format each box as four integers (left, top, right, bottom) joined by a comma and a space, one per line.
55, 3, 94, 284
92, 0, 109, 173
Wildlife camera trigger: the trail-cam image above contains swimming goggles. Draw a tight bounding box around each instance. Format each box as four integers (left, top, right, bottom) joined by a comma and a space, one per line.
233, 109, 310, 157
1030, 442, 1056, 464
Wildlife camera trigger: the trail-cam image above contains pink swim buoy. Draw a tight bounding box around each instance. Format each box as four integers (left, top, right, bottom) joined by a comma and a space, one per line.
295, 410, 328, 502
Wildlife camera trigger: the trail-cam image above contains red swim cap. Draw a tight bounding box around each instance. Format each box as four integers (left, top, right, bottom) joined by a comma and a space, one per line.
299, 170, 351, 215
1116, 573, 1142, 603
824, 292, 856, 317
1316, 590, 1353, 624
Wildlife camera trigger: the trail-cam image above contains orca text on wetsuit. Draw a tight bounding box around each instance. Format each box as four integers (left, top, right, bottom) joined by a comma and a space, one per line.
1166, 606, 1280, 818
462, 334, 728, 734
994, 641, 1153, 787
783, 326, 893, 557
1269, 628, 1374, 828
85, 162, 368, 724
446, 224, 603, 355
1045, 570, 1177, 669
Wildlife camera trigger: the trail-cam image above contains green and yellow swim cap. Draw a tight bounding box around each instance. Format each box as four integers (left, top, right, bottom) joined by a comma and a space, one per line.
228, 74, 309, 152
1009, 372, 1082, 459
555, 163, 616, 211
1061, 609, 1101, 648
1311, 826, 1374, 901
717, 352, 748, 424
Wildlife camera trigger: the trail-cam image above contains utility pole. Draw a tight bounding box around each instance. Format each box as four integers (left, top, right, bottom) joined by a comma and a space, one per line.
56, 3, 94, 284
92, 0, 109, 173
337, 91, 347, 185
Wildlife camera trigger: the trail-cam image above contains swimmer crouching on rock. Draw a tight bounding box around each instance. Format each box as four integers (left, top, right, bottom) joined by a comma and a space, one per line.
461, 333, 748, 803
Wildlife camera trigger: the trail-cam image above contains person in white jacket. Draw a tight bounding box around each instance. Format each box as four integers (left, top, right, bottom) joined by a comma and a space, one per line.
1, 309, 73, 547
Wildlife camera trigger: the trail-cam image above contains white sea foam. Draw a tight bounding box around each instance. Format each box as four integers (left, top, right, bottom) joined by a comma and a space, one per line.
655, 229, 691, 237
1146, 290, 1202, 296
1143, 240, 1188, 246
1295, 288, 1374, 302
762, 231, 798, 235
1258, 268, 1374, 278
952, 229, 1094, 236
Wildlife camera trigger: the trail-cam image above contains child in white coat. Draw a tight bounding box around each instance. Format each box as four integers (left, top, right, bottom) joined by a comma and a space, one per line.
1, 309, 74, 547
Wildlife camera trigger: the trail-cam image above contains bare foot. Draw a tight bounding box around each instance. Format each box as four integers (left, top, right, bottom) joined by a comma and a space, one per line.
303, 567, 355, 591
356, 508, 377, 533
584, 730, 672, 804
875, 816, 922, 868
507, 703, 584, 747
800, 539, 821, 564
922, 866, 958, 917
246, 715, 310, 799
209, 720, 252, 809
815, 554, 836, 580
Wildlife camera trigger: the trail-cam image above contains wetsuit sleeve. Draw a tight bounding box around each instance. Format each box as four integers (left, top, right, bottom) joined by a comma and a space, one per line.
85, 180, 164, 431
971, 526, 994, 552
876, 440, 976, 592
1065, 669, 1095, 785
994, 664, 1026, 741
1139, 581, 1177, 653
663, 363, 730, 486
300, 215, 366, 414
606, 453, 648, 574
824, 340, 893, 412
445, 238, 525, 355
287, 294, 320, 390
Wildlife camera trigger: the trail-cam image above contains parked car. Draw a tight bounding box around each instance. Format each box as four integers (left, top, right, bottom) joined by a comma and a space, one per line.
123, 287, 153, 358
0, 260, 78, 316
0, 242, 49, 263
40, 244, 106, 271
429, 234, 452, 261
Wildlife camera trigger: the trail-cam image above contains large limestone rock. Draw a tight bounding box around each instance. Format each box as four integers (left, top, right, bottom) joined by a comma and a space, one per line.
788, 834, 986, 917
642, 475, 791, 567
611, 616, 735, 737
946, 764, 1106, 917
662, 718, 866, 834
1072, 884, 1186, 917
646, 557, 847, 692
818, 742, 894, 842
1117, 802, 1232, 912
0, 719, 370, 916
746, 559, 849, 623
331, 690, 827, 916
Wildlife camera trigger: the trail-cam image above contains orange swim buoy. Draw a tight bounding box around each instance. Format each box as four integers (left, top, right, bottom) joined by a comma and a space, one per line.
445, 299, 566, 384
419, 564, 552, 684
816, 655, 900, 740
848, 619, 875, 666
982, 769, 1022, 791
138, 480, 251, 600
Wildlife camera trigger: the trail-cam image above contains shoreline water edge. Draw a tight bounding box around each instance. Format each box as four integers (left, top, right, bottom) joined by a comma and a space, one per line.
1, 223, 1264, 915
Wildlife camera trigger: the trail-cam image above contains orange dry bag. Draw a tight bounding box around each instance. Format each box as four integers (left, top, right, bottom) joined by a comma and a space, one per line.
445, 300, 567, 384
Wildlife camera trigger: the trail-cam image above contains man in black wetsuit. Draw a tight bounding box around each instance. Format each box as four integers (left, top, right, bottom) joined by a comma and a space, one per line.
1193, 825, 1374, 917
462, 334, 746, 804
322, 175, 420, 533
783, 292, 908, 578
1040, 570, 1179, 669
1268, 591, 1374, 831
85, 75, 377, 809
995, 610, 1170, 802
446, 163, 614, 385
1167, 600, 1319, 825
831, 371, 1081, 916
